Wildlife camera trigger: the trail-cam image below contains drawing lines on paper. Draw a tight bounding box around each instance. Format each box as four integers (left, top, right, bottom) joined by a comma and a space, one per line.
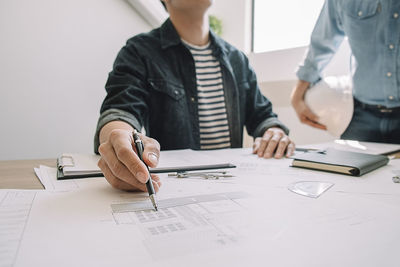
111, 192, 251, 258
0, 191, 36, 267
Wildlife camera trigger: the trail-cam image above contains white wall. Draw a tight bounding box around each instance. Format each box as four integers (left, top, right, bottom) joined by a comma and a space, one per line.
209, 0, 252, 52
0, 0, 351, 160
249, 40, 351, 83
0, 0, 151, 160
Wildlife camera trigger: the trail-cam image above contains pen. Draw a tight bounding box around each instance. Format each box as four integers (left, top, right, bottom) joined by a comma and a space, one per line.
132, 130, 158, 211
295, 148, 327, 154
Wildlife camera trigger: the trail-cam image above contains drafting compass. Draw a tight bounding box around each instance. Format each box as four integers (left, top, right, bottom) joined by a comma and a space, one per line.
168, 171, 234, 180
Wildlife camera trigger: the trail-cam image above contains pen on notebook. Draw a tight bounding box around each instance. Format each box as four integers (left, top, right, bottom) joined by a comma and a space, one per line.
295, 148, 327, 154
132, 130, 158, 211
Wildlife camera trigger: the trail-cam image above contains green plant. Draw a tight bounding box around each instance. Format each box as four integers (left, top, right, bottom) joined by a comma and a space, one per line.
209, 15, 223, 36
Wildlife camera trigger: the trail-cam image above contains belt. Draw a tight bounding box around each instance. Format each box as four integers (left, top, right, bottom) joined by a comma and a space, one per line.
355, 98, 400, 113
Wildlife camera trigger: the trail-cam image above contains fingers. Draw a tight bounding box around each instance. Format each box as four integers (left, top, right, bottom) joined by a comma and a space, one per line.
99, 158, 162, 192
298, 107, 327, 130
285, 142, 296, 158
252, 138, 261, 154
98, 129, 162, 192
98, 158, 144, 191
151, 175, 162, 192
109, 131, 149, 183
264, 131, 282, 158
295, 102, 323, 126
291, 82, 327, 131
274, 135, 290, 158
301, 107, 319, 123
257, 130, 273, 158
298, 110, 327, 130
299, 113, 327, 130
254, 127, 295, 159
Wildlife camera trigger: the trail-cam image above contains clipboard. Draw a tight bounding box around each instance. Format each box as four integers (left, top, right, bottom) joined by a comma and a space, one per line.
57, 154, 104, 180
57, 153, 236, 180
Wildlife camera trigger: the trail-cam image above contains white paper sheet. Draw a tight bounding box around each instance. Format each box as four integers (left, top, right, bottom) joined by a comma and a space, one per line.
12, 179, 400, 267
197, 148, 400, 195
35, 165, 79, 191
112, 192, 251, 259
10, 147, 400, 266
0, 190, 37, 267
299, 140, 400, 155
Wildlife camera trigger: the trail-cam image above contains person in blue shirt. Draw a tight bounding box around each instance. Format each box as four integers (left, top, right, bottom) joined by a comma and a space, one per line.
291, 0, 400, 144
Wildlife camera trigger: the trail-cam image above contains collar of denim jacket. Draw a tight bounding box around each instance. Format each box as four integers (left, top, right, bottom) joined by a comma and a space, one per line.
159, 18, 227, 57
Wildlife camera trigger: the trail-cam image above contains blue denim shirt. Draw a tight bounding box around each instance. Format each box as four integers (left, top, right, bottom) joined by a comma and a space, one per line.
94, 19, 288, 152
297, 0, 400, 108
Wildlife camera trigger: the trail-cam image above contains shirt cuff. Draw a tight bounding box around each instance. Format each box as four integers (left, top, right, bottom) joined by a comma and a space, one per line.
296, 65, 321, 84
94, 108, 142, 154
253, 117, 290, 138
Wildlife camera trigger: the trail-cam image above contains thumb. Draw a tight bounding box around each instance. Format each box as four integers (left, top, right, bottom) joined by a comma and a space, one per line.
141, 136, 160, 168
145, 152, 159, 168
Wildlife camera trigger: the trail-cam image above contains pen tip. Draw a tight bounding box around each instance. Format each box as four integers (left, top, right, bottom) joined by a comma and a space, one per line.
149, 194, 158, 211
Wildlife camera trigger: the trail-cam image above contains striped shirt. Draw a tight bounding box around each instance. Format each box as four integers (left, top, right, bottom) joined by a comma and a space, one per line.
182, 40, 231, 149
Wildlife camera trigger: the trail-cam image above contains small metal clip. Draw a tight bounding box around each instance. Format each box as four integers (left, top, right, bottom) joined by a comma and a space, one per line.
57, 155, 75, 170
168, 171, 234, 180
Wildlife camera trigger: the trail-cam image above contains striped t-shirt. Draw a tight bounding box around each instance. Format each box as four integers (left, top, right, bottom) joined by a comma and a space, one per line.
182, 40, 231, 149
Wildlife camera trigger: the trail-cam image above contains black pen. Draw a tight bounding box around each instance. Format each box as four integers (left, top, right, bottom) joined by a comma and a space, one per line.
295, 148, 327, 154
132, 130, 158, 211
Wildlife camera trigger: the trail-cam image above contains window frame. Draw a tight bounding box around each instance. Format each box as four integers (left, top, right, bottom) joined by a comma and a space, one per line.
248, 0, 351, 82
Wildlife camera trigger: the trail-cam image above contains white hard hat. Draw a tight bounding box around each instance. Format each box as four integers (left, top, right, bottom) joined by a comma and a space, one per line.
304, 76, 353, 137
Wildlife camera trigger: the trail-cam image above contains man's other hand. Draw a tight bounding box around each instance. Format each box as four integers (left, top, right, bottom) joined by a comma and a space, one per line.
252, 127, 295, 158
291, 80, 327, 130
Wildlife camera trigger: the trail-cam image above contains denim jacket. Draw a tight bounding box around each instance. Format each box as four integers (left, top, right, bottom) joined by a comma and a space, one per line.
94, 19, 288, 152
297, 0, 400, 108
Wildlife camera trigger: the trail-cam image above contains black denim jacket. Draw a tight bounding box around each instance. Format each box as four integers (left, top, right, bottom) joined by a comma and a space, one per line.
94, 19, 289, 152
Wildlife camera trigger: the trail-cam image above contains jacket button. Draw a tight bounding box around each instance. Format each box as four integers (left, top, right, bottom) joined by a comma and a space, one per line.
191, 97, 195, 102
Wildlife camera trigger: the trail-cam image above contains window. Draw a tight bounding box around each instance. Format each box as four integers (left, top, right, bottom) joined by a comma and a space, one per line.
252, 0, 325, 53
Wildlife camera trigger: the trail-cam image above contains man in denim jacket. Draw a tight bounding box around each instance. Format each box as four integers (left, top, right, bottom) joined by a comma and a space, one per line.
95, 0, 294, 191
291, 0, 400, 143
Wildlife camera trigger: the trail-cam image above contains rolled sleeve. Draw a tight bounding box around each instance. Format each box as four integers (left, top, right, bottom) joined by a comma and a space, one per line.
296, 63, 322, 84
94, 108, 141, 154
296, 0, 345, 84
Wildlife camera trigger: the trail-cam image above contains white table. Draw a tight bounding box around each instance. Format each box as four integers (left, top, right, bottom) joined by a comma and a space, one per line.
3, 148, 400, 267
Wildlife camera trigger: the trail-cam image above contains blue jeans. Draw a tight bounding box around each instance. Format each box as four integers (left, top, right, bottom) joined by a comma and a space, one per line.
341, 99, 400, 144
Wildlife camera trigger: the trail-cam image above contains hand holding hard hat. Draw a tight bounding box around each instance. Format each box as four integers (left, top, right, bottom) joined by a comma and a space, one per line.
304, 76, 353, 137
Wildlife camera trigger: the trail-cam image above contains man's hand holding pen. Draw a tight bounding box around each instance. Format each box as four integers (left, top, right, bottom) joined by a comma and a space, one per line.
98, 128, 162, 192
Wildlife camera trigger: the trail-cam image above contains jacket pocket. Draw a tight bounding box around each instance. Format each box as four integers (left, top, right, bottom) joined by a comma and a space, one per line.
148, 79, 186, 101
341, 0, 380, 45
344, 0, 381, 19
147, 78, 189, 138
